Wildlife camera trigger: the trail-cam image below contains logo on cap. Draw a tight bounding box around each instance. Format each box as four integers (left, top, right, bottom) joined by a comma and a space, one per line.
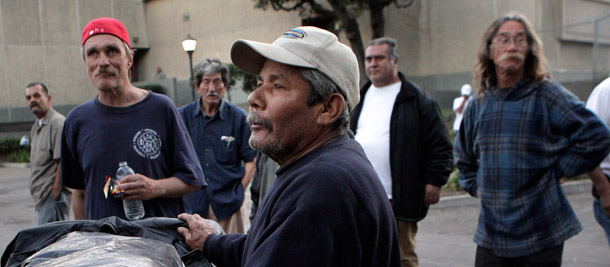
283, 29, 306, 39
89, 28, 106, 36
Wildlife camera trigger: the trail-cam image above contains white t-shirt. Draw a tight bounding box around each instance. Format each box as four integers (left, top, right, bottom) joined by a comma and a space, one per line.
355, 82, 401, 199
586, 77, 610, 176
453, 96, 470, 131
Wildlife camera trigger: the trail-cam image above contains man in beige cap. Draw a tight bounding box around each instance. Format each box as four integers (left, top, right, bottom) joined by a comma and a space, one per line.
178, 26, 401, 266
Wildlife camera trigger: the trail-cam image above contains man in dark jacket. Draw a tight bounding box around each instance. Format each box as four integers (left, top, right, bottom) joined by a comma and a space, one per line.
350, 37, 453, 267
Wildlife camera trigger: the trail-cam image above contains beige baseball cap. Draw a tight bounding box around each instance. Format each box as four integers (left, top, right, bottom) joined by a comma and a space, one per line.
230, 26, 360, 111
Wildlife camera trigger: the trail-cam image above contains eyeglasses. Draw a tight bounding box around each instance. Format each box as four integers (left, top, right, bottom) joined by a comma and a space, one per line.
492, 35, 528, 49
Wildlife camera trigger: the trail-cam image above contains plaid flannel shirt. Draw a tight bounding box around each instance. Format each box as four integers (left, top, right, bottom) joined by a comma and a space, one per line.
454, 77, 610, 257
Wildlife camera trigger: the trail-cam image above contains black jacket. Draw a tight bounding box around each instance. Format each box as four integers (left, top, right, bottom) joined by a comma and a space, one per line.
350, 73, 453, 221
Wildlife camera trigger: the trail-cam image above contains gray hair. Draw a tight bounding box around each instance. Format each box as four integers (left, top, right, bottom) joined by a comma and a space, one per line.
367, 37, 399, 60
194, 58, 230, 88
300, 69, 350, 131
473, 12, 548, 96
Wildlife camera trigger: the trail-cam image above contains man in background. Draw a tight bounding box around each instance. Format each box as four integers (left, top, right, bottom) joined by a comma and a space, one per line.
455, 13, 610, 265
155, 66, 166, 79
25, 82, 71, 224
586, 77, 610, 249
350, 37, 453, 267
453, 84, 472, 133
179, 58, 256, 234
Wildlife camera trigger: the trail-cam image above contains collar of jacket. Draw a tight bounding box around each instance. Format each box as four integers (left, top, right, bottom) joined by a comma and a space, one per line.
486, 76, 541, 101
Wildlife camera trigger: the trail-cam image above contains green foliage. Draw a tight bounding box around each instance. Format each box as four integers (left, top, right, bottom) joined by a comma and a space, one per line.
7, 150, 29, 163
140, 84, 167, 95
443, 170, 462, 192
1, 138, 29, 162
229, 64, 258, 93
0, 138, 23, 154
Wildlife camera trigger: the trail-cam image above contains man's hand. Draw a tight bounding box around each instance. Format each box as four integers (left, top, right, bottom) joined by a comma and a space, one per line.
177, 213, 216, 251
117, 174, 159, 201
588, 166, 610, 215
424, 184, 441, 205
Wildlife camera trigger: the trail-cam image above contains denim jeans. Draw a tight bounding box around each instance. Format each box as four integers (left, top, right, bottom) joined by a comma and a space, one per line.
37, 191, 71, 225
594, 198, 610, 248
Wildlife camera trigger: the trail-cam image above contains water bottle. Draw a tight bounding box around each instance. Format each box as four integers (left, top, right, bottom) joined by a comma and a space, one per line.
116, 161, 145, 220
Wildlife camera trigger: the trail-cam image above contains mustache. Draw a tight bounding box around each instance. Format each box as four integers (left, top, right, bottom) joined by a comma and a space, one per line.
206, 92, 219, 97
499, 52, 524, 61
29, 102, 40, 109
247, 112, 273, 130
94, 68, 118, 77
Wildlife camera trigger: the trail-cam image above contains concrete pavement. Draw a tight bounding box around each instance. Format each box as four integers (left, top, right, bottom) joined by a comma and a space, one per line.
1, 164, 608, 266
419, 179, 610, 266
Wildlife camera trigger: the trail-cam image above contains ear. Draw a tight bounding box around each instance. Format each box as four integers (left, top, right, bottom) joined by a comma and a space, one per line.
316, 93, 345, 127
47, 95, 52, 102
128, 53, 134, 68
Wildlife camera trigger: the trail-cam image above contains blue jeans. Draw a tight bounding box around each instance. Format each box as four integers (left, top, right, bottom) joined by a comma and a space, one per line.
594, 198, 610, 248
37, 191, 71, 225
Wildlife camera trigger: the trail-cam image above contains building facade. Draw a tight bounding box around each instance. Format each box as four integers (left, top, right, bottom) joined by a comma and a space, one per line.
1, 0, 609, 134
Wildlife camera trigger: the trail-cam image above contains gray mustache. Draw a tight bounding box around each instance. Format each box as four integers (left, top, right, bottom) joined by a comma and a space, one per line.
499, 52, 524, 61
94, 68, 118, 77
206, 92, 219, 97
247, 112, 272, 129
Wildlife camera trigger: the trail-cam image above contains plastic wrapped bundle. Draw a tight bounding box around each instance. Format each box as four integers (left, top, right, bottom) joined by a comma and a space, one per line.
22, 232, 183, 266
2, 217, 213, 267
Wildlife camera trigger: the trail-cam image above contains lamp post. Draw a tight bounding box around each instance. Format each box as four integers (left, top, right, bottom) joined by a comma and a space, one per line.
182, 33, 197, 101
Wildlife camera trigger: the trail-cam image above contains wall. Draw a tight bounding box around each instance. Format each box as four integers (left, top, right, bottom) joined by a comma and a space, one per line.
138, 0, 301, 82
0, 0, 148, 126
1, 0, 610, 130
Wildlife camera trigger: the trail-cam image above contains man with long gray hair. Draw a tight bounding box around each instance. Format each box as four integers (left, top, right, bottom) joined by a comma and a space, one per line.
454, 12, 610, 265
179, 58, 256, 234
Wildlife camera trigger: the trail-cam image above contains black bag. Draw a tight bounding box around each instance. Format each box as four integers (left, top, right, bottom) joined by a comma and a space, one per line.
2, 216, 211, 267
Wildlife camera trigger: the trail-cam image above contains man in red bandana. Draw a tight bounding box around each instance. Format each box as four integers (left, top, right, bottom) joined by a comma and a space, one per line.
61, 17, 206, 221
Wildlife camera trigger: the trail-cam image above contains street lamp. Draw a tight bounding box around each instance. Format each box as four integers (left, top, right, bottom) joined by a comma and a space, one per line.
182, 33, 197, 101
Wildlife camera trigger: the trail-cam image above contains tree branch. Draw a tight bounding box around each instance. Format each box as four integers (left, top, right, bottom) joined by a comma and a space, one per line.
270, 0, 308, 11
394, 0, 414, 9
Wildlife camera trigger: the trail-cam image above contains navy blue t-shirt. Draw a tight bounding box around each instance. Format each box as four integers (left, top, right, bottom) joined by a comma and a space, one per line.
203, 134, 401, 266
179, 99, 256, 220
61, 92, 206, 220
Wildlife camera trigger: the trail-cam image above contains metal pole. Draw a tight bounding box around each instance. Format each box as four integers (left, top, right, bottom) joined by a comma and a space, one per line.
593, 19, 599, 83
592, 11, 610, 84
188, 51, 195, 101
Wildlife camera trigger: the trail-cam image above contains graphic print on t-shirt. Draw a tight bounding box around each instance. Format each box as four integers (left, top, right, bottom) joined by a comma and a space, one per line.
132, 128, 162, 159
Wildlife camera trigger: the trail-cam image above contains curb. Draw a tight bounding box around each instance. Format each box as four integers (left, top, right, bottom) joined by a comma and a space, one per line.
0, 162, 29, 168
433, 179, 593, 209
